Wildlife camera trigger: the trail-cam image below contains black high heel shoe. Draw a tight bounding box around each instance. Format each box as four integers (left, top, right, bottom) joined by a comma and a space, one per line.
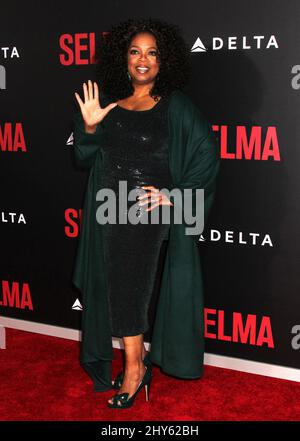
107, 364, 152, 409
112, 352, 152, 390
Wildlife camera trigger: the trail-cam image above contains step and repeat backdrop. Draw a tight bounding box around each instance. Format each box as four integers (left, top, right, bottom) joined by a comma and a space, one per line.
1, 1, 299, 373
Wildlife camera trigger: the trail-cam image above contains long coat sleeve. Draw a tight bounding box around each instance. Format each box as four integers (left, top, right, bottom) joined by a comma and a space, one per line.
71, 90, 220, 390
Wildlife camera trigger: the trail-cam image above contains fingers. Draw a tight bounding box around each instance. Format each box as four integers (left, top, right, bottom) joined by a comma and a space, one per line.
145, 202, 160, 212
83, 82, 88, 102
138, 187, 162, 211
75, 80, 97, 107
103, 102, 118, 114
138, 186, 159, 202
94, 81, 99, 102
138, 193, 162, 203
74, 92, 84, 112
137, 186, 172, 211
139, 186, 158, 200
88, 80, 93, 100
144, 194, 162, 212
139, 195, 162, 205
83, 80, 93, 101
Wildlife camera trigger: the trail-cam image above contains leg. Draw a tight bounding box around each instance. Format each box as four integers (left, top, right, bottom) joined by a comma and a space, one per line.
107, 334, 147, 405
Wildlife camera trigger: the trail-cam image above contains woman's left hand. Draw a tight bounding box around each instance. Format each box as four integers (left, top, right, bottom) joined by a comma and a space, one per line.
138, 185, 173, 212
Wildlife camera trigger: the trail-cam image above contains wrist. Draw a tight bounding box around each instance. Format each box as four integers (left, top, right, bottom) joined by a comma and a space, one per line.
84, 124, 97, 134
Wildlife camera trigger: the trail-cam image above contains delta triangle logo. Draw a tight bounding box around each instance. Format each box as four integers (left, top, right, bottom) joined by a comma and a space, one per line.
67, 132, 74, 146
191, 37, 207, 52
72, 298, 83, 310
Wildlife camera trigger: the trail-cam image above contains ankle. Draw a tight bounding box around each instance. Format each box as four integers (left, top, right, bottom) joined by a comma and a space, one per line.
124, 367, 143, 381
125, 358, 146, 373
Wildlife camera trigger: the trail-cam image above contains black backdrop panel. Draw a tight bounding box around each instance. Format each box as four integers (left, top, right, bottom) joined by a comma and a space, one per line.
1, 0, 299, 370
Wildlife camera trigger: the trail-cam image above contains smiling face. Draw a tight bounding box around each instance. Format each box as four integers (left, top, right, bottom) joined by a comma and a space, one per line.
127, 32, 160, 86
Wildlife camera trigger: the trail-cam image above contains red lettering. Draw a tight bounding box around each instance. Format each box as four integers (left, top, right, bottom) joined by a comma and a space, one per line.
204, 307, 275, 348
217, 309, 231, 341
1, 281, 33, 310
59, 33, 97, 66
237, 126, 261, 160
256, 316, 274, 348
204, 308, 217, 339
213, 124, 280, 161
0, 123, 27, 152
20, 283, 33, 310
59, 34, 74, 65
232, 312, 257, 345
261, 127, 280, 161
65, 208, 82, 238
218, 125, 235, 159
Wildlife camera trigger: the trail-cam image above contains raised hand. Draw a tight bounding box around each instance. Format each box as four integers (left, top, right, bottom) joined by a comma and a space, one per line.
74, 80, 118, 133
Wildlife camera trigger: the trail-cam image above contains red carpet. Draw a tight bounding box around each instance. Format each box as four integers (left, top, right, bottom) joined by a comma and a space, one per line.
0, 328, 299, 421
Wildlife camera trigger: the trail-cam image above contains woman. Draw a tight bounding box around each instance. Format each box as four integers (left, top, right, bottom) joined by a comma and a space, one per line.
72, 18, 220, 409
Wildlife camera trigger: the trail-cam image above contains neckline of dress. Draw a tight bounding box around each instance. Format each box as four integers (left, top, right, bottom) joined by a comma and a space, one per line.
116, 96, 164, 113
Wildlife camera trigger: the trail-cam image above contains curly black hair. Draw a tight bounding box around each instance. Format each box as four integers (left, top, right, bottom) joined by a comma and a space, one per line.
94, 17, 191, 102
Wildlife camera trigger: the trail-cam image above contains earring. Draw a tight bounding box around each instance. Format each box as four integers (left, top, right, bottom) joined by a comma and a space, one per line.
127, 71, 131, 80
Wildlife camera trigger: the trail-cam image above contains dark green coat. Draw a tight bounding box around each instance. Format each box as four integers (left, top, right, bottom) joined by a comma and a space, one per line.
72, 90, 220, 391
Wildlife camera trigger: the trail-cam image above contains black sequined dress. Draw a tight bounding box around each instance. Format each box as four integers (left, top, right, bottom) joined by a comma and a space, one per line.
99, 96, 173, 337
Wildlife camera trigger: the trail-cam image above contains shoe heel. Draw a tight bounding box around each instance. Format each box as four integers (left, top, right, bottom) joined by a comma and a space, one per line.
144, 380, 151, 402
